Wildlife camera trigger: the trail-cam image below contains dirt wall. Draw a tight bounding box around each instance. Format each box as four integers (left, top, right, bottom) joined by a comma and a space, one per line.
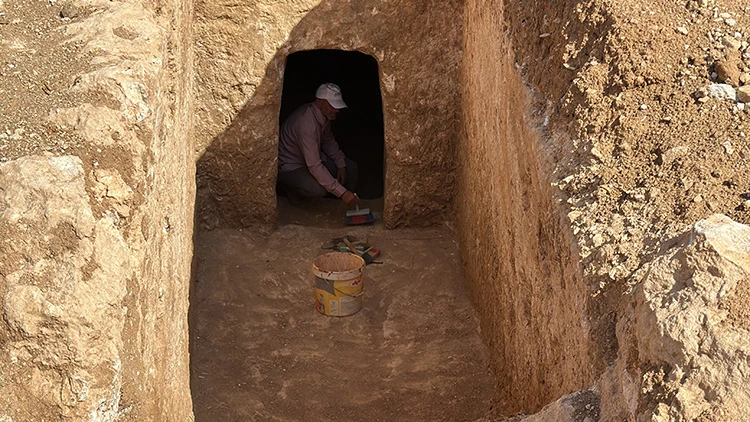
0, 0, 195, 420
461, 0, 750, 419
500, 0, 750, 343
458, 0, 599, 415
194, 0, 464, 230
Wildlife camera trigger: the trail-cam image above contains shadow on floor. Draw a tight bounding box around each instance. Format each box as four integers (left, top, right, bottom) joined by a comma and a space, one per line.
276, 195, 385, 229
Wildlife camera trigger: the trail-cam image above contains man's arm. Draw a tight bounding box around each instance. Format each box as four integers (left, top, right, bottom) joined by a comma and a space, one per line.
320, 123, 347, 169
296, 124, 347, 197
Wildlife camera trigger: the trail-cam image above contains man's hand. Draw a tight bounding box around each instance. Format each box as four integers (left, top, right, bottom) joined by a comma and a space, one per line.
341, 190, 359, 205
337, 167, 347, 185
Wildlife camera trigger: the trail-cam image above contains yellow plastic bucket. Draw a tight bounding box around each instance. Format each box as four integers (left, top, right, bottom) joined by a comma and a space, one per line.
312, 252, 365, 317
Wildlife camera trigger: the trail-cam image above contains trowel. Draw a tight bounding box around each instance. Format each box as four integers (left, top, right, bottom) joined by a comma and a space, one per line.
345, 194, 374, 225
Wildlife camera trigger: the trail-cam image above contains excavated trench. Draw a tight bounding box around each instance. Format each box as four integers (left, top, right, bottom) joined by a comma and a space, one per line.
188, 2, 750, 419
5, 0, 750, 420
190, 47, 497, 420
0, 0, 620, 421
280, 50, 385, 200
189, 0, 597, 420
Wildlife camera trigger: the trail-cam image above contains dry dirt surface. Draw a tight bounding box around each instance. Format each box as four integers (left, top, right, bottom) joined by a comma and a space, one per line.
190, 211, 495, 421
499, 0, 750, 418
513, 0, 750, 295
0, 0, 97, 161
1, 0, 196, 419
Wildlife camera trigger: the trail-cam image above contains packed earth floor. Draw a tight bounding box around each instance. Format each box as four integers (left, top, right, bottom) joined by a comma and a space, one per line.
189, 198, 495, 421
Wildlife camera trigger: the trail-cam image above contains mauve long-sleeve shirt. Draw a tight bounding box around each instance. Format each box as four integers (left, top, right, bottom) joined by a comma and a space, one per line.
278, 102, 348, 197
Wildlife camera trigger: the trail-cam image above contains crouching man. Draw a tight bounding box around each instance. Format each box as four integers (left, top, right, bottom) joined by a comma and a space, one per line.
277, 83, 359, 206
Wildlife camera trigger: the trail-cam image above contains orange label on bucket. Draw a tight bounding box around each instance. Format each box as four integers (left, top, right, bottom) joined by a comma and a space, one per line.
312, 252, 365, 317
314, 276, 363, 317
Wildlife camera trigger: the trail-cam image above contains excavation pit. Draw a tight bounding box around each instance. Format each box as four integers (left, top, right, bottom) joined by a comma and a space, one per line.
5, 0, 749, 420
280, 49, 385, 200
189, 225, 495, 421
190, 0, 590, 419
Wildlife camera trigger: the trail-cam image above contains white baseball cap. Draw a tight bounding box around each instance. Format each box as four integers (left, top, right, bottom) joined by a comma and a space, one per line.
315, 83, 348, 109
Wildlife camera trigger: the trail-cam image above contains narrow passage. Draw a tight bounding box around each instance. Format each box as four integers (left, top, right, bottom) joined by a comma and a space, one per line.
190, 201, 495, 421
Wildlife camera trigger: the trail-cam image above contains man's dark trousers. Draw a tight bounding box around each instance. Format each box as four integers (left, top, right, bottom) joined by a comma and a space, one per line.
277, 159, 358, 199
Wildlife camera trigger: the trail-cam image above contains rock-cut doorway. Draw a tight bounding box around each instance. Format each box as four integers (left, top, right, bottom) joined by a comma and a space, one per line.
278, 49, 385, 209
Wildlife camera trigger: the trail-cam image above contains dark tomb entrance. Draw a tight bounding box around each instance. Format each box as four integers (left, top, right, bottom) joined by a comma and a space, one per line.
279, 49, 385, 200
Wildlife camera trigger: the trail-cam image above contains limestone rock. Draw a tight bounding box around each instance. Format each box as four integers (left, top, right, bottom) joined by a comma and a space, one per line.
0, 155, 126, 420
660, 145, 688, 166
737, 85, 750, 103
707, 83, 737, 100
503, 390, 600, 421
0, 155, 95, 232
195, 0, 463, 229
93, 168, 133, 201
48, 104, 144, 153
59, 4, 78, 19
1, 0, 194, 419
715, 52, 742, 86
722, 35, 742, 51
3, 285, 54, 336
601, 214, 750, 421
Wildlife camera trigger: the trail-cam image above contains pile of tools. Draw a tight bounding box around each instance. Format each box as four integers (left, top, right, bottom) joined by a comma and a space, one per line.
322, 235, 381, 265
